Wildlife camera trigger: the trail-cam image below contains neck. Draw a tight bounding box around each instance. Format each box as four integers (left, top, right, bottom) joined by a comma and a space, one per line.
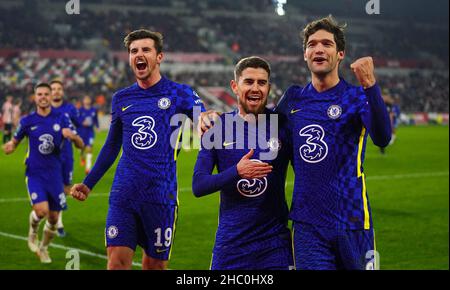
37, 106, 51, 117
52, 100, 63, 108
238, 106, 261, 123
311, 70, 340, 93
137, 72, 162, 90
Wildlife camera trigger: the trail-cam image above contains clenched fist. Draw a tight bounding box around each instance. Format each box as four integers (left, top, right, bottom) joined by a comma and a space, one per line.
70, 183, 91, 201
350, 57, 376, 89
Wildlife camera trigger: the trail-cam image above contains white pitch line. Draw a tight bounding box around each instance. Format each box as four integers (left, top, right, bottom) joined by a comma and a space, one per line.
0, 230, 141, 268
365, 171, 449, 180
0, 171, 447, 204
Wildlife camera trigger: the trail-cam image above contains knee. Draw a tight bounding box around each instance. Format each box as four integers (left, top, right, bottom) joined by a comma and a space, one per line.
47, 215, 58, 225
34, 209, 48, 219
143, 258, 167, 270
108, 258, 131, 270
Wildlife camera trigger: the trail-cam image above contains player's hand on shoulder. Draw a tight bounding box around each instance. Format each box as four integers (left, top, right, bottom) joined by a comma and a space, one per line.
70, 183, 90, 201
350, 56, 376, 89
198, 110, 221, 136
237, 149, 273, 179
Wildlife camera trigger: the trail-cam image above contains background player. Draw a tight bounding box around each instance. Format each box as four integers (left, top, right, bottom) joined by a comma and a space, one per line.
50, 79, 82, 237
2, 83, 83, 263
192, 56, 293, 270
276, 15, 392, 270
2, 95, 14, 144
380, 93, 395, 154
78, 95, 99, 174
70, 29, 206, 270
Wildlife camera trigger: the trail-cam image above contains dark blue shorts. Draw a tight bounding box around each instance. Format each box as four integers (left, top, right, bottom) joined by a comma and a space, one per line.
80, 131, 94, 147
61, 157, 73, 186
26, 173, 66, 212
211, 232, 294, 270
292, 221, 378, 270
105, 199, 178, 260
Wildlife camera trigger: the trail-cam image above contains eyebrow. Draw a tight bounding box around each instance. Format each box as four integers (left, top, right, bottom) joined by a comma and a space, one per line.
308, 38, 335, 44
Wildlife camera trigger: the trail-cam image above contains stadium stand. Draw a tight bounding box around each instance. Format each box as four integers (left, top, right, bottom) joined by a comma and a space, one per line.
0, 0, 448, 117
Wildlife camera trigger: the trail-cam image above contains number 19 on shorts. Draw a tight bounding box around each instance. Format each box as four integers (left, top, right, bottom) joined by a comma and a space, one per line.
154, 227, 173, 247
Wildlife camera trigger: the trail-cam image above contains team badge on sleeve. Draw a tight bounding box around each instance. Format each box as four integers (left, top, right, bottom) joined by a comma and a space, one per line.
107, 226, 119, 239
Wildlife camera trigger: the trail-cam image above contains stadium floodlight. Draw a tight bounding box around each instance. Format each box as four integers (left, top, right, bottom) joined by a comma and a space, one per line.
273, 0, 287, 16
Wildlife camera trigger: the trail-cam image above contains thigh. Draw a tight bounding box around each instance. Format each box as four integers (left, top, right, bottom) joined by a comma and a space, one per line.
337, 228, 376, 270
211, 249, 252, 270
61, 157, 74, 186
256, 237, 294, 270
292, 221, 337, 270
46, 180, 66, 212
137, 202, 178, 261
107, 246, 135, 270
80, 132, 92, 147
26, 175, 49, 206
105, 201, 139, 253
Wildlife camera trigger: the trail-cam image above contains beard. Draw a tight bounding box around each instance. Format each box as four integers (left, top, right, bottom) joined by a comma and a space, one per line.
240, 99, 267, 116
308, 57, 340, 77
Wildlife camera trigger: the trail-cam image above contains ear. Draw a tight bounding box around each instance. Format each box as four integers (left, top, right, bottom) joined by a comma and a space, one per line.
337, 50, 345, 61
303, 51, 307, 62
230, 79, 238, 95
157, 52, 164, 64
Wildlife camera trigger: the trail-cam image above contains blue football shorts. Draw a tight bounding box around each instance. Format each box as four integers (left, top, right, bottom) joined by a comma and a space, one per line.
292, 221, 377, 270
105, 198, 178, 260
26, 172, 67, 212
211, 231, 294, 270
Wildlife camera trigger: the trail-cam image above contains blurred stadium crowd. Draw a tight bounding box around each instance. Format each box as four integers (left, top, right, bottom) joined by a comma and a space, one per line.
0, 0, 448, 116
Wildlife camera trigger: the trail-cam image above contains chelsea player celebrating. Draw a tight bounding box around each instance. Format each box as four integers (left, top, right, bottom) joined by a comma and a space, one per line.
193, 57, 293, 270
78, 95, 99, 174
50, 79, 82, 237
2, 83, 83, 263
276, 16, 392, 270
71, 29, 205, 270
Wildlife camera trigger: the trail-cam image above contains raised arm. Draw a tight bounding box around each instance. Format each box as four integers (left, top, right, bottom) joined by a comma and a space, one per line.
351, 57, 391, 147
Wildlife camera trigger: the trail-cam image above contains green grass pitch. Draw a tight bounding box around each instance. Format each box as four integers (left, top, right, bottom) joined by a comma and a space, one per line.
0, 125, 448, 269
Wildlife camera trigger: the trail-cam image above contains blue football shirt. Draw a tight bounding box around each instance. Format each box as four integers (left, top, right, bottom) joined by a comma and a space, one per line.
52, 102, 80, 161
193, 109, 291, 252
84, 76, 205, 205
276, 78, 391, 230
14, 110, 72, 175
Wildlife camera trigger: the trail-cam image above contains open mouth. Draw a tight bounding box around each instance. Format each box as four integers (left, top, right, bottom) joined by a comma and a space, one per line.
136, 60, 147, 71
313, 56, 327, 64
246, 95, 261, 105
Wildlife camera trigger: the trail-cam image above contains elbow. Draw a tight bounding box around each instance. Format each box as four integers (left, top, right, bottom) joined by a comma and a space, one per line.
373, 131, 392, 148
192, 176, 206, 198
191, 182, 203, 198
374, 137, 391, 148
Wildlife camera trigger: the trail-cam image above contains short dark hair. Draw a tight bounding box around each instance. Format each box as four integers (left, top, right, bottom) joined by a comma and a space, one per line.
34, 82, 51, 92
124, 29, 164, 54
49, 79, 64, 87
302, 15, 346, 52
234, 56, 271, 80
